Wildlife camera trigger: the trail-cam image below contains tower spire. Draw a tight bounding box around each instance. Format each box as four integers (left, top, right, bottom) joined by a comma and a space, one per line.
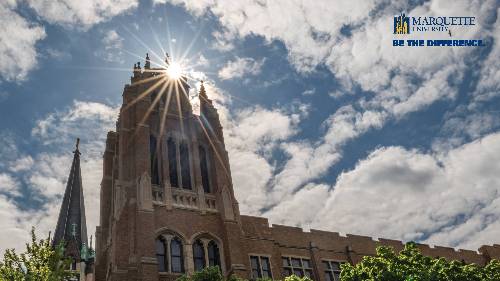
199, 80, 212, 106
165, 52, 170, 66
53, 138, 88, 263
145, 53, 150, 69
199, 80, 207, 100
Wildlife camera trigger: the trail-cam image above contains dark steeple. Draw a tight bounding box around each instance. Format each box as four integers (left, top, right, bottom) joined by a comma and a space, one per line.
53, 138, 88, 260
198, 80, 212, 106
145, 53, 151, 69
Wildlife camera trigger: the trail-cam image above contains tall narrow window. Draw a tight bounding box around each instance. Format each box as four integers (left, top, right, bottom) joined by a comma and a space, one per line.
282, 257, 313, 279
180, 142, 192, 189
193, 240, 205, 271
199, 145, 211, 193
261, 257, 271, 278
207, 241, 220, 267
167, 138, 178, 187
156, 238, 167, 272
150, 135, 160, 185
250, 255, 272, 279
323, 260, 343, 281
170, 238, 184, 273
250, 256, 261, 279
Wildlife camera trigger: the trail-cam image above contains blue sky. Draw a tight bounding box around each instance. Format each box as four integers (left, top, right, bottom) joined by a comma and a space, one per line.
0, 0, 499, 255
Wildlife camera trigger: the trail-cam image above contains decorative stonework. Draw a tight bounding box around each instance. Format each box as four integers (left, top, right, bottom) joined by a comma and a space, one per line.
95, 54, 500, 281
138, 172, 153, 211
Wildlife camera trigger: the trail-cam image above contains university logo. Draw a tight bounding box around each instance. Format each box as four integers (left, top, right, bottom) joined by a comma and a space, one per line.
394, 13, 410, 34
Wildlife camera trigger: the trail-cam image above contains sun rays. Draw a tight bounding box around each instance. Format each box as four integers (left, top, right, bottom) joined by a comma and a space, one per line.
166, 61, 183, 80
93, 15, 245, 183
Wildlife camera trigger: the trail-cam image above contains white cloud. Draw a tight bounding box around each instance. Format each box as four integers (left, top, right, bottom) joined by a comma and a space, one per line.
0, 173, 19, 197
196, 54, 209, 67
473, 12, 500, 105
0, 1, 46, 81
265, 132, 500, 250
96, 30, 125, 63
218, 57, 265, 80
162, 0, 498, 164
27, 0, 139, 28
9, 156, 34, 172
0, 0, 138, 82
103, 30, 123, 50
30, 100, 119, 241
0, 195, 36, 256
0, 100, 118, 256
224, 106, 303, 215
45, 48, 71, 60
302, 89, 315, 96
444, 112, 500, 139
32, 100, 118, 145
159, 3, 500, 242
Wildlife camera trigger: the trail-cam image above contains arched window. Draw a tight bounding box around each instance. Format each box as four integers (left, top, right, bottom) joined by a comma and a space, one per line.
199, 145, 211, 193
170, 237, 184, 273
156, 237, 167, 272
150, 135, 160, 185
193, 240, 205, 271
167, 138, 178, 187
208, 240, 220, 267
180, 142, 192, 189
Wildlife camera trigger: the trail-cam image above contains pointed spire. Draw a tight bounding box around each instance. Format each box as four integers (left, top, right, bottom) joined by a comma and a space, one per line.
165, 52, 170, 66
52, 138, 88, 262
133, 63, 139, 77
145, 53, 150, 69
199, 80, 207, 100
74, 138, 80, 154
198, 80, 213, 108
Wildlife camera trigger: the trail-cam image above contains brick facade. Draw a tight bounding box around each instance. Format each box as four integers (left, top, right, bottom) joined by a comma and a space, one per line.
94, 56, 500, 281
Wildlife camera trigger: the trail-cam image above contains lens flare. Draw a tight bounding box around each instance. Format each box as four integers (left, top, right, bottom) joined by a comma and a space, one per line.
167, 62, 183, 79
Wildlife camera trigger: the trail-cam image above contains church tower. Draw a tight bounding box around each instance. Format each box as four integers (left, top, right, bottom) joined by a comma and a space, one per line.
53, 139, 95, 281
93, 53, 500, 281
95, 54, 243, 281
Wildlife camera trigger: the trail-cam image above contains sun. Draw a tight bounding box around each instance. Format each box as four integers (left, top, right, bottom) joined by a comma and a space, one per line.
166, 61, 183, 79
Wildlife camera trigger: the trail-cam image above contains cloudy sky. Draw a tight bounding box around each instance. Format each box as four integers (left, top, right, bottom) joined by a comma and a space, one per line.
0, 0, 499, 256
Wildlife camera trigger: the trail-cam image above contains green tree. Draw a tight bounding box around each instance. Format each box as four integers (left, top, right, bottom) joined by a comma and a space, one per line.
0, 227, 75, 281
340, 242, 500, 281
177, 266, 225, 281
176, 266, 314, 281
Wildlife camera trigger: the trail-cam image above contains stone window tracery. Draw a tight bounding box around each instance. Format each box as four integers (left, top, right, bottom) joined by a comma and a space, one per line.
207, 241, 220, 267
323, 260, 343, 281
150, 135, 160, 185
199, 145, 211, 193
250, 255, 272, 279
170, 237, 184, 273
180, 142, 192, 189
282, 256, 313, 279
167, 137, 178, 188
192, 239, 221, 272
193, 240, 205, 271
155, 235, 185, 274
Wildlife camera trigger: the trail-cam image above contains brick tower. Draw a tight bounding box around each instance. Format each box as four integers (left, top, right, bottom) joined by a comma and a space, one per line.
95, 54, 244, 281
94, 53, 500, 281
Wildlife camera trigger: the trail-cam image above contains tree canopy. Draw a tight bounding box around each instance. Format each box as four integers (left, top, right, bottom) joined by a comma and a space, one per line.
0, 228, 75, 281
340, 242, 500, 281
176, 266, 313, 281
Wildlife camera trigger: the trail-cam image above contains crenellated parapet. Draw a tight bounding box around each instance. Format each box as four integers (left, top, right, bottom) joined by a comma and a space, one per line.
239, 215, 495, 266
